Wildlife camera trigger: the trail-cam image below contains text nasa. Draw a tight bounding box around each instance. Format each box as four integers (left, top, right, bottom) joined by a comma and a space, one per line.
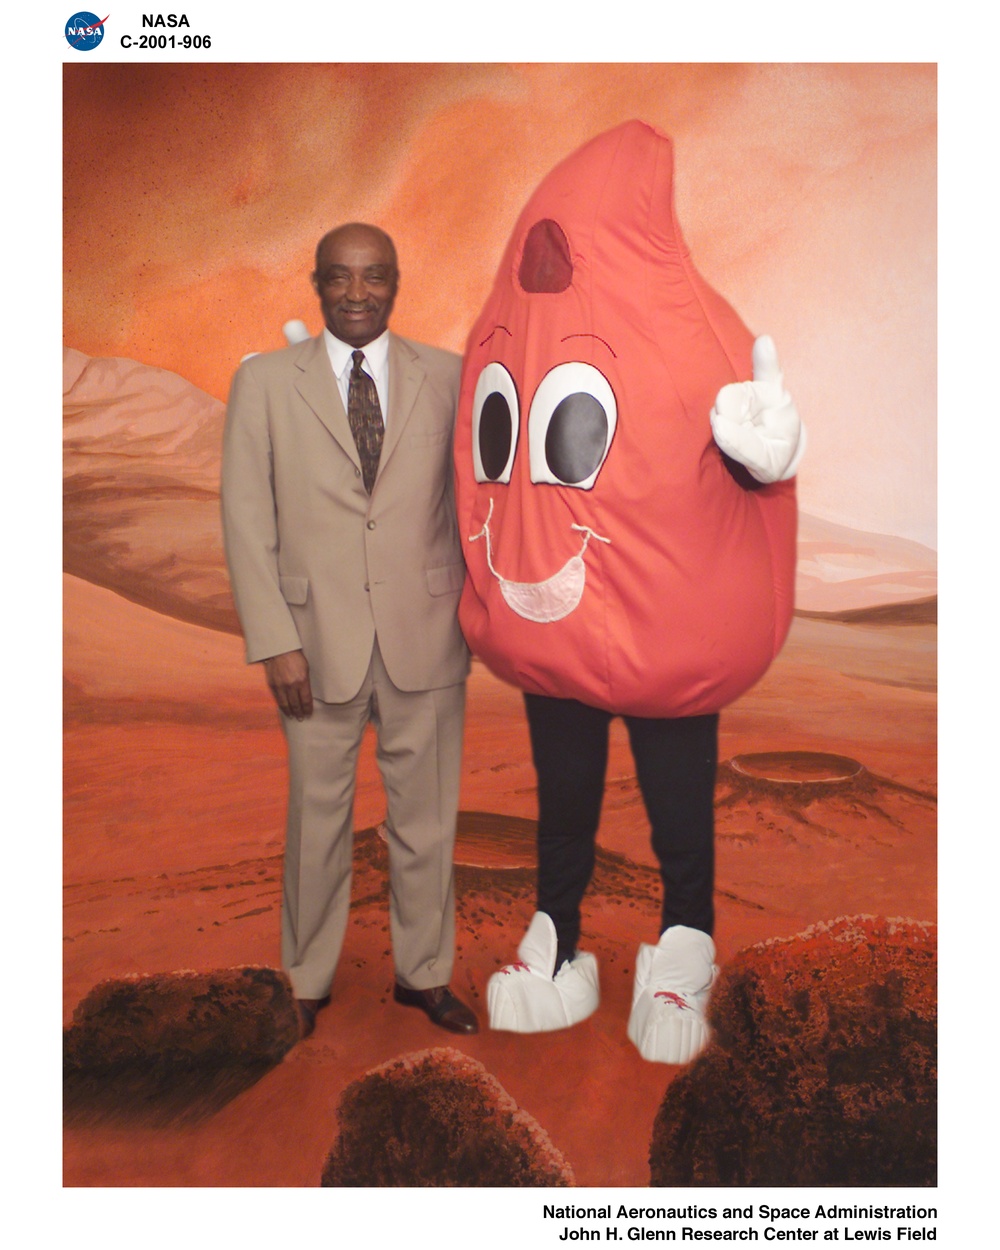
544, 1209, 936, 1243
544, 1209, 938, 1222
119, 15, 210, 49
555, 1232, 934, 1242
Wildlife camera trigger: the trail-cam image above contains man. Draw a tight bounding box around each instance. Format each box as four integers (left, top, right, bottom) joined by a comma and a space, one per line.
221, 223, 476, 1039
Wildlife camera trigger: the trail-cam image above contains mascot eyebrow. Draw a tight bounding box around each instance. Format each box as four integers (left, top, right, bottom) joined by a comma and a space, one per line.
559, 332, 617, 359
477, 326, 617, 360
479, 325, 513, 348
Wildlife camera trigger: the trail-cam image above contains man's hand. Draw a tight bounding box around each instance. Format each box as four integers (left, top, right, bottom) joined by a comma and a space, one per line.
710, 335, 806, 484
263, 650, 313, 720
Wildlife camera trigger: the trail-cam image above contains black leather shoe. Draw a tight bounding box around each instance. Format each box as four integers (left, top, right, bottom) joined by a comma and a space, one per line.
296, 994, 331, 1040
393, 983, 479, 1034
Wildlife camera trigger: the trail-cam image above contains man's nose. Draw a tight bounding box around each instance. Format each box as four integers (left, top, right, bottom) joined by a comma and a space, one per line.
346, 275, 368, 303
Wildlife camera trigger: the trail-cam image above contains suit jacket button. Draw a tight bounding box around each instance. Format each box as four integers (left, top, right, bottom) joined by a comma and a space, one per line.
366, 519, 376, 530
364, 582, 370, 592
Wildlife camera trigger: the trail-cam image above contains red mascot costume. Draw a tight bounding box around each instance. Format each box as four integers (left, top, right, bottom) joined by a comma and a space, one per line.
454, 121, 804, 1062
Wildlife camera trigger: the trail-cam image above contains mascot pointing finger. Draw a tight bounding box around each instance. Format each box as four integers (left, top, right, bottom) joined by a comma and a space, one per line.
454, 120, 805, 1063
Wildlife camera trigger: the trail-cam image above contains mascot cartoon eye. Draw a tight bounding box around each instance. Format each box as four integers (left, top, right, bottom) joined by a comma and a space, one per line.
528, 362, 618, 489
472, 362, 520, 483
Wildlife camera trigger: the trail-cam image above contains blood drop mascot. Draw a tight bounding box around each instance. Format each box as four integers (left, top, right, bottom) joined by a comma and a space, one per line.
454, 121, 805, 1062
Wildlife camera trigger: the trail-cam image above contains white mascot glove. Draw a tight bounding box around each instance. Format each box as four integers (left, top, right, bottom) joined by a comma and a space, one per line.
282, 319, 310, 345
240, 320, 311, 363
710, 335, 806, 484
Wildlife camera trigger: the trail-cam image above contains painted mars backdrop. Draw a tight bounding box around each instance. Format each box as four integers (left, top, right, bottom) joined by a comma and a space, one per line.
63, 63, 936, 1187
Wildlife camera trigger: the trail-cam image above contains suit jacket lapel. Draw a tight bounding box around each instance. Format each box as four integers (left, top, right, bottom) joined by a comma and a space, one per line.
375, 333, 425, 485
293, 335, 362, 471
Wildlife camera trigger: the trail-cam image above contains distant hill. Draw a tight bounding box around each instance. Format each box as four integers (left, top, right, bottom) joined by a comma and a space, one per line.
794, 515, 936, 615
796, 597, 937, 626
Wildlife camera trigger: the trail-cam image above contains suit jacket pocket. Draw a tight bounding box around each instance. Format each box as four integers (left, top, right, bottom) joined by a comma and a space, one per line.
279, 575, 310, 605
426, 562, 466, 597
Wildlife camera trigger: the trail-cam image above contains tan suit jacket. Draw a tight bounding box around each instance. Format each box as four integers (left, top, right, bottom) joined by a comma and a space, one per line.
221, 332, 469, 700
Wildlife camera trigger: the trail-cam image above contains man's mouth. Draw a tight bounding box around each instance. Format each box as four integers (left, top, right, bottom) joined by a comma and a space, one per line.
469, 498, 610, 624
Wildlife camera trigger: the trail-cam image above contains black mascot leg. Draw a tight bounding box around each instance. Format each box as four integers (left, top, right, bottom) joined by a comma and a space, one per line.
524, 693, 612, 969
624, 712, 719, 938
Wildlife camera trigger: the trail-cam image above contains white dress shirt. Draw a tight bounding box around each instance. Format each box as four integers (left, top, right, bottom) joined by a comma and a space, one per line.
322, 328, 390, 429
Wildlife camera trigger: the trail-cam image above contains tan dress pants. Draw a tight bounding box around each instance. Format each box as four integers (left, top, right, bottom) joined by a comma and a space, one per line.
279, 640, 466, 999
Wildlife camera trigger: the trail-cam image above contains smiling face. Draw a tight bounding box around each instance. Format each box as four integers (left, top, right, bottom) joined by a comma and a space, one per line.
455, 122, 799, 717
311, 224, 398, 348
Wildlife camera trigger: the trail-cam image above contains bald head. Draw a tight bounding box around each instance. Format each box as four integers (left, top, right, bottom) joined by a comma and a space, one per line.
314, 223, 398, 274
311, 223, 399, 348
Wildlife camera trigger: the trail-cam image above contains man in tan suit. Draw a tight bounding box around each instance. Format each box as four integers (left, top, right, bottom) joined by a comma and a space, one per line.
221, 223, 476, 1038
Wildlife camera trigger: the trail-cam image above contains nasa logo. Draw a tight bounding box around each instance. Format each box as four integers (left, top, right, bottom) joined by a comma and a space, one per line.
64, 11, 107, 50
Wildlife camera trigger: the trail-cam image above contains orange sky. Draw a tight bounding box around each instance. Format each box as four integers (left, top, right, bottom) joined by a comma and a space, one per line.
63, 63, 936, 547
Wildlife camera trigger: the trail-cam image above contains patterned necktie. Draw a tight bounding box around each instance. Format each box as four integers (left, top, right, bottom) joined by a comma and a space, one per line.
347, 349, 384, 493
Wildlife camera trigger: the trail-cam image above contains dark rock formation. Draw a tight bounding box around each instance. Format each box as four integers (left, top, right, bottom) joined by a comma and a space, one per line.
650, 916, 936, 1187
64, 966, 300, 1126
64, 964, 299, 1071
322, 1047, 575, 1186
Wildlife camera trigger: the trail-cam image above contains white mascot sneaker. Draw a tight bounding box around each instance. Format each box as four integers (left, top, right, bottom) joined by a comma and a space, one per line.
487, 911, 600, 1032
627, 925, 718, 1064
